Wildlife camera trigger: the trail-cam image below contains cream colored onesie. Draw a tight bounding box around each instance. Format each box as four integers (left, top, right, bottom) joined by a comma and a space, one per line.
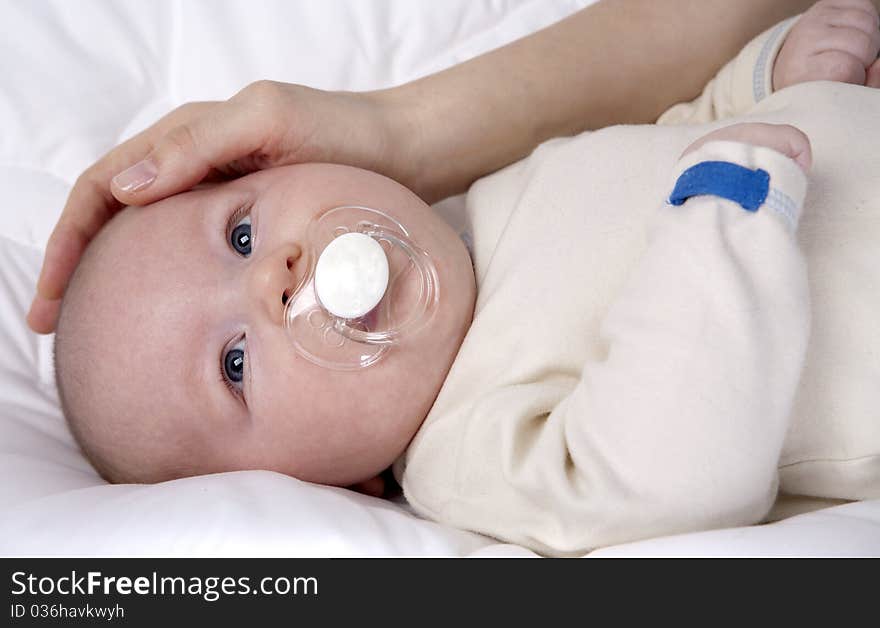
396, 19, 880, 556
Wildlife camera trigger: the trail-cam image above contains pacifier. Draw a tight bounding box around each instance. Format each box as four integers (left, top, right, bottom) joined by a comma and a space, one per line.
283, 206, 439, 370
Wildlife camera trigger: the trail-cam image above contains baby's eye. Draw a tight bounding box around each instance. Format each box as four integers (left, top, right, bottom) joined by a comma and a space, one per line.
230, 215, 252, 256
223, 338, 246, 391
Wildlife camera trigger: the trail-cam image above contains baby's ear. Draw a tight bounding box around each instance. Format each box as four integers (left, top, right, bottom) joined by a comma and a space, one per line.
348, 474, 385, 498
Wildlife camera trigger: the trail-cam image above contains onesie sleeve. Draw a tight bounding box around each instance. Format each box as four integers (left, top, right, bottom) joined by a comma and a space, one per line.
410, 141, 811, 556
657, 16, 799, 125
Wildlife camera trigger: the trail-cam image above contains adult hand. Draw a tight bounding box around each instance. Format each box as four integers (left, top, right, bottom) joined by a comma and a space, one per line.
31, 0, 825, 335
27, 82, 415, 334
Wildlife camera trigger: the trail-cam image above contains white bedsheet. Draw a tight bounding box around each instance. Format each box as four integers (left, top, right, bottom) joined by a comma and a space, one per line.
1, 0, 878, 557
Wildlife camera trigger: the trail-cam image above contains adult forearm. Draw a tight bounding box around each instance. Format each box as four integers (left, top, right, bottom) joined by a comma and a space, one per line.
382, 0, 817, 202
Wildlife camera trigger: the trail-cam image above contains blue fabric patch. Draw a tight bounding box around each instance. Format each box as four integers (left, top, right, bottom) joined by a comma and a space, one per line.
668, 161, 770, 212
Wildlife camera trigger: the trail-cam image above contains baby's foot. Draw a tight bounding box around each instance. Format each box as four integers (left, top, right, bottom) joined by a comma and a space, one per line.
774, 0, 880, 90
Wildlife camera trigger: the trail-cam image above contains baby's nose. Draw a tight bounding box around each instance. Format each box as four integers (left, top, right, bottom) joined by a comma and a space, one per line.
248, 243, 302, 324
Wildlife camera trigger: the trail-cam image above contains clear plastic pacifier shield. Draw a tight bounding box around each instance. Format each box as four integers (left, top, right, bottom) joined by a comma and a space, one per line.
283, 206, 439, 370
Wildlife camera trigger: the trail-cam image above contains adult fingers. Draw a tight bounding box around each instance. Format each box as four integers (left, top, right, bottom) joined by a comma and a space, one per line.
26, 103, 218, 333
28, 175, 116, 333
110, 84, 282, 207
30, 168, 121, 310
26, 295, 62, 335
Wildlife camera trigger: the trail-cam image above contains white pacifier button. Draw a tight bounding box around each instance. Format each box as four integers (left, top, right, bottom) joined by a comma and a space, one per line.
315, 232, 389, 319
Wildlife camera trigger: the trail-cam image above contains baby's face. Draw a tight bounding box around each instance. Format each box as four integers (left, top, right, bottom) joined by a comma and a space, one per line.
67, 164, 475, 485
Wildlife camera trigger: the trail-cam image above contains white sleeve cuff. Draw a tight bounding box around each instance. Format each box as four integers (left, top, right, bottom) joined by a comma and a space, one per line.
722, 16, 799, 116
751, 16, 799, 103
671, 139, 808, 232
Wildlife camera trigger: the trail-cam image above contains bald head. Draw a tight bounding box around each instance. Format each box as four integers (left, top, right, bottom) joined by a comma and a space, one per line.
55, 206, 209, 483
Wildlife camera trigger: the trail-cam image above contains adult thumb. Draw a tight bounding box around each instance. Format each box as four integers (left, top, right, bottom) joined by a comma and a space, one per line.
110, 101, 269, 205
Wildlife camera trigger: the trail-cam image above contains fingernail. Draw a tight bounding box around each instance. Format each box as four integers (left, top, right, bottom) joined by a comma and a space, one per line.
112, 158, 158, 193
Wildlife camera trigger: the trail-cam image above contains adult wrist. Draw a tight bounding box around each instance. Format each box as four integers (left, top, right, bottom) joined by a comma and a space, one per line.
365, 85, 436, 201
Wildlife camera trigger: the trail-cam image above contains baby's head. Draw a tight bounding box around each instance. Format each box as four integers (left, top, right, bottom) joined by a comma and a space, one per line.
54, 164, 475, 487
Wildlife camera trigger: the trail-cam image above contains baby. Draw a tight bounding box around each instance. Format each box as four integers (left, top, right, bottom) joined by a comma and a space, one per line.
53, 162, 478, 489
54, 2, 880, 554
